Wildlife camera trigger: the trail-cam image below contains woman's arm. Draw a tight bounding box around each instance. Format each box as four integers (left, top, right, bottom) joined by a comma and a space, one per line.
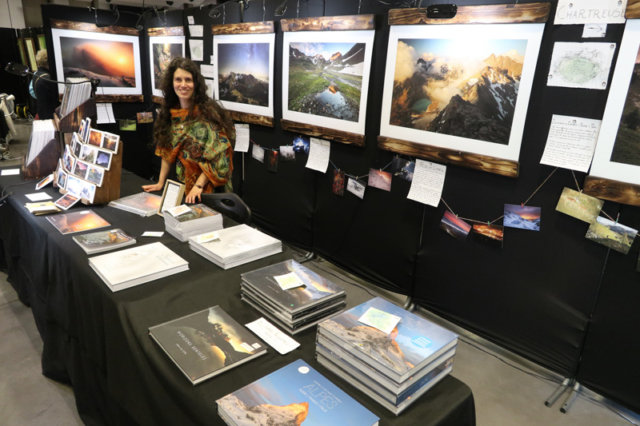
142, 158, 171, 192
185, 173, 209, 203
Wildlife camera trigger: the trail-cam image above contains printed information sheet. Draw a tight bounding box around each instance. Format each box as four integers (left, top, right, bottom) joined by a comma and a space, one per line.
540, 115, 601, 172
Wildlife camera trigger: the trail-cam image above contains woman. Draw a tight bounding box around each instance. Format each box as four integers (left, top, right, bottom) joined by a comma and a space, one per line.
142, 57, 234, 203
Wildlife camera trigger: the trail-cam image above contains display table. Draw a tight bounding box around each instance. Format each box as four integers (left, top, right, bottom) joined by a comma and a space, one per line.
0, 168, 475, 426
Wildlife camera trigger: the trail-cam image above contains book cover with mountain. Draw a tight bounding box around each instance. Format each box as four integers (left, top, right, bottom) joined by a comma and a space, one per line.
172, 204, 219, 223
216, 359, 379, 426
149, 306, 267, 385
72, 228, 135, 254
241, 260, 345, 313
318, 298, 457, 378
390, 38, 528, 145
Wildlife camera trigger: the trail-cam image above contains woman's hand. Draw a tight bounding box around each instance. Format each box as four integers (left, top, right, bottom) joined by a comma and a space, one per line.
185, 185, 203, 204
142, 183, 164, 193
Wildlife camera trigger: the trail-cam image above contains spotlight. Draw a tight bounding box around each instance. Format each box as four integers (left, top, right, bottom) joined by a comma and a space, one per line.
166, 1, 174, 5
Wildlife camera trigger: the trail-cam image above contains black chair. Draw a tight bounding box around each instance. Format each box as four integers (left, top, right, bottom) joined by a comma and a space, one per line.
201, 193, 252, 225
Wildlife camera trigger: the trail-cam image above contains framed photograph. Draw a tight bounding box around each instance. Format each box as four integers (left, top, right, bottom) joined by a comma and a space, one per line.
379, 23, 544, 167
51, 20, 143, 100
282, 29, 375, 141
214, 30, 275, 127
149, 34, 185, 100
158, 179, 185, 216
586, 19, 640, 205
25, 38, 37, 71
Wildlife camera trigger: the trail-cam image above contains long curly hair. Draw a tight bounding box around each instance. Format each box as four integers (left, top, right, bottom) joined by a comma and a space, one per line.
154, 57, 234, 149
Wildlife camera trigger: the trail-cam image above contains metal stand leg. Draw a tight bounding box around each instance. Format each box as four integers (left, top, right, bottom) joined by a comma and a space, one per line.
403, 296, 415, 312
545, 378, 571, 407
297, 251, 316, 264
560, 382, 581, 413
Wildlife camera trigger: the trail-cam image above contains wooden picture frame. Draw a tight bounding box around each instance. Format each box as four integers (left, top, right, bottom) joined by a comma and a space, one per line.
148, 26, 185, 104
280, 15, 375, 146
25, 38, 37, 71
378, 4, 550, 178
158, 179, 185, 216
585, 17, 640, 206
212, 22, 275, 128
50, 20, 143, 103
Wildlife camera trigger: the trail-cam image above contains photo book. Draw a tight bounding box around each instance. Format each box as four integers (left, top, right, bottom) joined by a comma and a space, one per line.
72, 228, 136, 255
164, 203, 223, 242
46, 210, 110, 235
108, 192, 162, 217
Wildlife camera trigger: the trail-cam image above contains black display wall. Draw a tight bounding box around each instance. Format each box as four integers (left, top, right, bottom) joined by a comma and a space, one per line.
0, 28, 27, 107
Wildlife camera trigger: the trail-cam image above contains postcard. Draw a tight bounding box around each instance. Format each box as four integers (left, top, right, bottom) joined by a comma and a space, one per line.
586, 216, 637, 255
265, 150, 278, 173
390, 157, 415, 181
368, 169, 392, 192
280, 145, 295, 161
102, 132, 119, 152
439, 211, 471, 242
333, 170, 345, 196
54, 193, 80, 211
95, 149, 113, 170
347, 177, 366, 199
86, 164, 105, 187
137, 112, 153, 124
473, 223, 504, 249
252, 144, 264, 163
556, 187, 604, 223
292, 135, 309, 154
36, 174, 54, 190
504, 204, 541, 231
88, 128, 104, 148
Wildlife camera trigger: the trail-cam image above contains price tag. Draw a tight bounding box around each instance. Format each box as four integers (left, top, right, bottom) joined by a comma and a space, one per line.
358, 307, 401, 334
196, 231, 219, 243
274, 272, 304, 290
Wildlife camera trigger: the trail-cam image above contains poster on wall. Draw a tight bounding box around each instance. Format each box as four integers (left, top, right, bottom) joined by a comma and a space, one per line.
148, 34, 185, 100
213, 32, 275, 126
379, 22, 544, 166
51, 21, 142, 101
281, 29, 375, 141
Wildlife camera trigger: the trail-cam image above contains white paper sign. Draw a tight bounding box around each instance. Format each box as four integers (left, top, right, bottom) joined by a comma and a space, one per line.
540, 115, 601, 172
583, 24, 607, 38
189, 39, 204, 61
407, 160, 446, 207
234, 124, 250, 153
96, 103, 115, 124
245, 317, 300, 355
548, 42, 616, 90
358, 307, 402, 335
306, 138, 330, 173
555, 0, 626, 25
141, 231, 164, 237
25, 192, 52, 202
187, 16, 195, 25
274, 272, 305, 290
200, 64, 215, 78
189, 25, 203, 37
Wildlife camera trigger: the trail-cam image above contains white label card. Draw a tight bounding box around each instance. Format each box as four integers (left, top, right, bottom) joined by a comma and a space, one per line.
1, 169, 20, 176
274, 272, 305, 290
25, 192, 52, 202
555, 0, 626, 25
407, 159, 446, 207
540, 115, 601, 172
245, 317, 300, 355
187, 16, 195, 25
235, 124, 250, 153
166, 204, 191, 217
141, 231, 164, 237
583, 24, 607, 38
358, 307, 402, 335
189, 25, 203, 37
306, 138, 330, 173
200, 64, 215, 78
196, 231, 219, 243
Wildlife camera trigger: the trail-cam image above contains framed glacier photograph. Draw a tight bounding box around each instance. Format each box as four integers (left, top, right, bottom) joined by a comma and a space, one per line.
51, 20, 142, 102
148, 27, 185, 103
585, 19, 640, 206
213, 22, 275, 127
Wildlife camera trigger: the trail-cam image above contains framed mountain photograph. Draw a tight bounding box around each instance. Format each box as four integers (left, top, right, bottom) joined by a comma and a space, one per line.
51, 20, 142, 102
280, 15, 375, 146
585, 18, 640, 206
378, 4, 549, 177
148, 29, 185, 103
213, 22, 275, 127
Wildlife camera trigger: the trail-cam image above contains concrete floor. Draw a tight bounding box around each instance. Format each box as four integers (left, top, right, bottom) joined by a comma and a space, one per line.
0, 121, 637, 425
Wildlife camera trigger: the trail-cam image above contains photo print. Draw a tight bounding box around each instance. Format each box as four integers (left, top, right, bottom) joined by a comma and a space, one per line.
282, 30, 375, 136
63, 146, 75, 172
72, 137, 82, 157
78, 179, 97, 203
73, 160, 89, 178
149, 36, 185, 99
78, 120, 86, 142
102, 132, 119, 152
80, 144, 97, 163
292, 135, 309, 154
347, 177, 366, 199
380, 23, 544, 162
252, 144, 264, 163
503, 204, 541, 231
137, 112, 154, 123
56, 169, 67, 189
54, 193, 80, 211
586, 216, 637, 255
95, 149, 113, 170
473, 223, 504, 248
51, 28, 142, 97
390, 157, 415, 181
368, 169, 392, 192
88, 129, 103, 147
266, 150, 278, 173
333, 170, 345, 196
280, 145, 295, 161
440, 211, 472, 242
36, 174, 54, 190
65, 174, 84, 197
86, 164, 105, 187
556, 187, 604, 223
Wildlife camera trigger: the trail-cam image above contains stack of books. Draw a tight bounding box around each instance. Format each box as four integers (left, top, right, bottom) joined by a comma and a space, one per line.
216, 359, 379, 426
108, 192, 162, 217
315, 297, 458, 415
60, 78, 92, 117
89, 242, 189, 292
73, 228, 136, 254
188, 224, 282, 270
164, 204, 223, 242
240, 260, 346, 334
149, 306, 267, 385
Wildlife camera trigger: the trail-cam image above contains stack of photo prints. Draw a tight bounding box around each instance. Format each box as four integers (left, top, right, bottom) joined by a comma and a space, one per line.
216, 359, 380, 426
108, 192, 162, 217
54, 117, 118, 207
188, 224, 282, 270
25, 119, 56, 167
72, 228, 136, 255
59, 78, 92, 118
240, 260, 346, 335
149, 306, 267, 385
163, 204, 223, 242
316, 297, 458, 415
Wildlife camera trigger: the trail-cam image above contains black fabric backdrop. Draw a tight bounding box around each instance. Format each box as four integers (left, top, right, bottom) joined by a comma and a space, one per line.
31, 0, 640, 416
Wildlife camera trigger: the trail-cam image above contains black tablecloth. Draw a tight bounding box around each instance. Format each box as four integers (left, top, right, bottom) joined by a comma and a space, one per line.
0, 169, 475, 426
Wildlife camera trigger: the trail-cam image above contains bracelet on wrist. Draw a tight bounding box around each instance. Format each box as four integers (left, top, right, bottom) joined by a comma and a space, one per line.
195, 184, 203, 189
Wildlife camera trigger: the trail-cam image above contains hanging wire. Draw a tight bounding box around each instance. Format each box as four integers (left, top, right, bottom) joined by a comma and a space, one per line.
571, 170, 581, 192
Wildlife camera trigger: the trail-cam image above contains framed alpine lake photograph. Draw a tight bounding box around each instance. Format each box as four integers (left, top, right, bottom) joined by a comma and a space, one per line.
148, 34, 185, 100
213, 32, 275, 126
51, 20, 142, 100
378, 9, 547, 176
